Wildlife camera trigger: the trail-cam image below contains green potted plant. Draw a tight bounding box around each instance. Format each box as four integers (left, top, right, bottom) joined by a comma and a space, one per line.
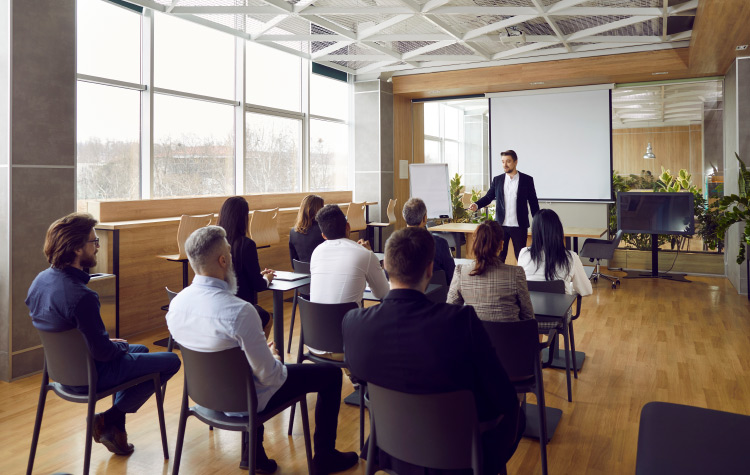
709, 153, 750, 264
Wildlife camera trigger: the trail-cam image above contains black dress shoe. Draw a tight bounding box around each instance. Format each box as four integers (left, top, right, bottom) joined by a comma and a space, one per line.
313, 450, 359, 474
92, 413, 107, 443
100, 427, 134, 456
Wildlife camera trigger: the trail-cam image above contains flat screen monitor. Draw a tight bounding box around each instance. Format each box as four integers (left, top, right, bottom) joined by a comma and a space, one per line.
617, 192, 695, 236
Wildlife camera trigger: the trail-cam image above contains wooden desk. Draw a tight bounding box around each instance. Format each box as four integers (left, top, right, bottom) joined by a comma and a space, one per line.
429, 223, 607, 258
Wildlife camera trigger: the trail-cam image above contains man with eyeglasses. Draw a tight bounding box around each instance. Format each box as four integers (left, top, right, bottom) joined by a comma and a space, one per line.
26, 212, 181, 456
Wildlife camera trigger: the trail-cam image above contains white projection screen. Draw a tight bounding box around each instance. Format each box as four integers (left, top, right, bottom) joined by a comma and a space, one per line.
489, 86, 613, 201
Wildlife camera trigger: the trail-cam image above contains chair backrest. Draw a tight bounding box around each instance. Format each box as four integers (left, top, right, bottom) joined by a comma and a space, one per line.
176, 214, 213, 259
249, 208, 280, 247
527, 280, 566, 294
482, 319, 540, 383
166, 287, 178, 302
292, 259, 311, 295
368, 383, 480, 471
298, 297, 358, 354
346, 202, 367, 231
37, 329, 92, 387
179, 345, 256, 414
386, 199, 398, 224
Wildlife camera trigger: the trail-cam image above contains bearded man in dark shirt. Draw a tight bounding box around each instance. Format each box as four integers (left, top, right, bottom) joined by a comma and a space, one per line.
26, 213, 181, 456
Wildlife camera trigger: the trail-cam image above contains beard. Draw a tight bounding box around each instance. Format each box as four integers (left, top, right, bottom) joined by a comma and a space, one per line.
80, 253, 97, 269
225, 260, 239, 295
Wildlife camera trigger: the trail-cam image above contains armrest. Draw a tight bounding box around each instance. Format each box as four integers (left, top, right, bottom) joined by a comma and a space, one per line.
571, 295, 583, 321
539, 328, 557, 350
540, 329, 558, 368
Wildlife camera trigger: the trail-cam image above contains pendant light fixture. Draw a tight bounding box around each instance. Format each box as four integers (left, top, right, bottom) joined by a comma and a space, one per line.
643, 142, 655, 160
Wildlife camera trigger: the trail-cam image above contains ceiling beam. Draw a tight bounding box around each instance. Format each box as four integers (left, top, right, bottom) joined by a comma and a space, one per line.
402, 40, 457, 60
358, 14, 414, 40
462, 15, 539, 42
298, 7, 414, 15
310, 41, 355, 60
492, 42, 558, 60
567, 16, 659, 41
368, 34, 453, 41
429, 7, 537, 15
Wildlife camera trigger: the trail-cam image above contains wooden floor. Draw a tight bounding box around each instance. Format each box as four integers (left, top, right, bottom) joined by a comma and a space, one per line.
2, 270, 749, 475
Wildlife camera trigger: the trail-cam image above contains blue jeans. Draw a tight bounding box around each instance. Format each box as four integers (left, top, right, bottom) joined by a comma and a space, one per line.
93, 344, 181, 413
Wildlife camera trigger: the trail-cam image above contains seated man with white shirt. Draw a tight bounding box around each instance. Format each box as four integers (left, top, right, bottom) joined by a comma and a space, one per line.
310, 204, 389, 304
166, 226, 358, 474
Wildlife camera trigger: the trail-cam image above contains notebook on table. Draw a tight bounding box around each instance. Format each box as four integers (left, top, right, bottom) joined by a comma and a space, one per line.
272, 271, 309, 282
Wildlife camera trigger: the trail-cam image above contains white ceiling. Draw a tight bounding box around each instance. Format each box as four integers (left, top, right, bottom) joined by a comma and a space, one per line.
129, 0, 699, 78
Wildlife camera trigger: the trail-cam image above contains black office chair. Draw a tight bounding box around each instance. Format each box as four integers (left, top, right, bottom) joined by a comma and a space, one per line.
287, 297, 366, 449
27, 329, 169, 475
580, 230, 623, 289
365, 383, 504, 475
173, 346, 313, 475
426, 269, 449, 303
287, 259, 310, 354
527, 280, 577, 402
483, 320, 556, 475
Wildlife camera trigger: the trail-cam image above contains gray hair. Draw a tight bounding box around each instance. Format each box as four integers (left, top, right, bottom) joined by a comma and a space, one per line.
185, 225, 228, 273
402, 197, 427, 226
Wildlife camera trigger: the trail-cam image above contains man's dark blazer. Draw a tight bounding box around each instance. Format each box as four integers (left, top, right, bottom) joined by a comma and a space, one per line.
475, 171, 539, 228
432, 233, 455, 285
343, 289, 521, 474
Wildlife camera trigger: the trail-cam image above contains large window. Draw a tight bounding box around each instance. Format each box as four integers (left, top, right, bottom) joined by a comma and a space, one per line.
245, 113, 301, 193
76, 82, 141, 200
153, 95, 235, 198
423, 99, 489, 192
75, 1, 352, 203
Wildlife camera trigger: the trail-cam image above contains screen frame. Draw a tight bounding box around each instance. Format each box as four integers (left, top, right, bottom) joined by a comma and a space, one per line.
617, 191, 695, 236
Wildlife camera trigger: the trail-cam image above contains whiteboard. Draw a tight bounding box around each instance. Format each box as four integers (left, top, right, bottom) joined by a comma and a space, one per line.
409, 163, 452, 219
489, 87, 612, 201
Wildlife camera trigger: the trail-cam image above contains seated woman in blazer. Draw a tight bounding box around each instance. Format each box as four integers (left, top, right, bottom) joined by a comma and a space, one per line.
447, 220, 535, 322
289, 194, 325, 265
217, 196, 274, 338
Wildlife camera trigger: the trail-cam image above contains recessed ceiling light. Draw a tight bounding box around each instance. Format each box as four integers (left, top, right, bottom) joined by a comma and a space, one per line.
530, 81, 544, 85
652, 72, 669, 75
737, 45, 749, 51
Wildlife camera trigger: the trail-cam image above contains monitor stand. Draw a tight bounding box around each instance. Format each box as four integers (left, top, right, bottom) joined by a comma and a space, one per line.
624, 234, 690, 282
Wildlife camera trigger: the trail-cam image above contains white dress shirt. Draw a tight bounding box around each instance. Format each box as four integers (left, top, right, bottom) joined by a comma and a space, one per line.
503, 172, 520, 227
310, 238, 389, 304
166, 275, 287, 412
517, 248, 593, 297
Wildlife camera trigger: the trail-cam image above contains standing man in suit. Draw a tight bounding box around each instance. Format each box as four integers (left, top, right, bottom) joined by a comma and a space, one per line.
343, 227, 524, 475
470, 149, 539, 262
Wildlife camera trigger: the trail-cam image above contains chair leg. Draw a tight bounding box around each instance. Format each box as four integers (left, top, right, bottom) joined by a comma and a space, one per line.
359, 384, 365, 451
246, 429, 257, 474
569, 322, 578, 380
288, 403, 296, 436
288, 291, 298, 354
172, 391, 190, 475
153, 376, 170, 459
562, 322, 573, 402
300, 399, 314, 474
26, 383, 48, 475
84, 399, 97, 475
536, 386, 549, 475
365, 406, 377, 475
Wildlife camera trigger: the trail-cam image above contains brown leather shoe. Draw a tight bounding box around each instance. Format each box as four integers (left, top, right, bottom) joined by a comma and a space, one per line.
100, 427, 135, 455
92, 413, 107, 443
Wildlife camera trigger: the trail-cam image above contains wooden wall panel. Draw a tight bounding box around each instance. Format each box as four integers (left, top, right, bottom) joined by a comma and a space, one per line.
392, 49, 693, 99
85, 191, 353, 222
613, 126, 703, 186
393, 95, 412, 230
689, 0, 750, 76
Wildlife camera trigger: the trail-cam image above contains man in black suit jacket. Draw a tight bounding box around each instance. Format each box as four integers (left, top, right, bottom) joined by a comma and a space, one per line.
470, 149, 539, 262
343, 227, 524, 475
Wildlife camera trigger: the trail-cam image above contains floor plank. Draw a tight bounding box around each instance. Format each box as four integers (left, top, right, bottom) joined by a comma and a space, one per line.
2, 270, 749, 474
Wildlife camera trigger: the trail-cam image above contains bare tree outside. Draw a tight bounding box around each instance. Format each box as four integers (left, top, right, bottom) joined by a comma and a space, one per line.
77, 138, 140, 200
245, 113, 301, 193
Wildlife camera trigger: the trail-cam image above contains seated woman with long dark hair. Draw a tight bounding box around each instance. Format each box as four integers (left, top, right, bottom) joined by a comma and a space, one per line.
289, 194, 325, 264
517, 208, 593, 298
217, 196, 273, 337
447, 220, 535, 322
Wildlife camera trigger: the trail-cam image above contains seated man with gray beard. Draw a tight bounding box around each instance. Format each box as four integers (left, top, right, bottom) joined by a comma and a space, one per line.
166, 226, 358, 474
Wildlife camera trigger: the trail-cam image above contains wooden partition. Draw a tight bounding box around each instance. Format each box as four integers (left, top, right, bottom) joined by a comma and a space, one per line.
87, 191, 353, 337
613, 125, 702, 183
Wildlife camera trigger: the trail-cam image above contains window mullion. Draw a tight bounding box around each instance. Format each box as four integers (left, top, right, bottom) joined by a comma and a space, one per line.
235, 37, 245, 194
140, 8, 154, 199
